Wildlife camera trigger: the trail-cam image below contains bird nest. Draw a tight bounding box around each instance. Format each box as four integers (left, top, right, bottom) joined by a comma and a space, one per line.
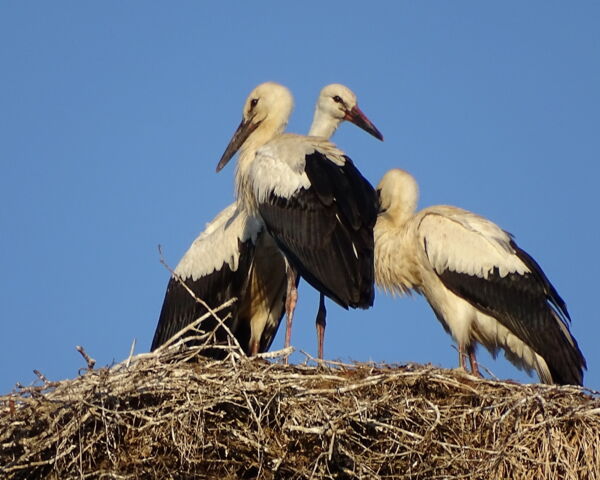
1, 343, 599, 480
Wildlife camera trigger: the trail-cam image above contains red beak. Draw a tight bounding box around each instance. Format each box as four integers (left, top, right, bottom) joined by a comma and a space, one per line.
344, 105, 384, 141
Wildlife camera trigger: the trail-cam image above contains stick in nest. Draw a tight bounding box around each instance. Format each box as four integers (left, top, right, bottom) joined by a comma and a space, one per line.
1, 350, 598, 479
75, 345, 96, 370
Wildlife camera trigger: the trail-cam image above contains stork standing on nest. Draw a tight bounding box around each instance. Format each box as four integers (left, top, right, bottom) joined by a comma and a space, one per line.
152, 84, 382, 359
216, 82, 380, 360
374, 168, 586, 385
241, 84, 383, 358
150, 83, 293, 357
151, 83, 294, 357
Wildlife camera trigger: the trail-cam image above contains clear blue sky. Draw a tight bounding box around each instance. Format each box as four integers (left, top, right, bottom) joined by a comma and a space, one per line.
1, 2, 599, 393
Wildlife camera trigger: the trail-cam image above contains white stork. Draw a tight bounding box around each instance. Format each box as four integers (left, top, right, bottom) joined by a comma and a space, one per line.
216, 82, 380, 360
152, 84, 382, 358
375, 168, 586, 385
302, 84, 383, 358
245, 83, 383, 358
151, 82, 294, 357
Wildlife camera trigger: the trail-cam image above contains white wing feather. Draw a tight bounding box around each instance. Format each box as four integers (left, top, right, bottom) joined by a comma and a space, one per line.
250, 134, 347, 203
174, 203, 262, 280
417, 206, 530, 279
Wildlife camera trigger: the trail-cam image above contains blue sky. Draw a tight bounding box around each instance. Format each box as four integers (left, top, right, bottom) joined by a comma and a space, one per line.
1, 2, 599, 393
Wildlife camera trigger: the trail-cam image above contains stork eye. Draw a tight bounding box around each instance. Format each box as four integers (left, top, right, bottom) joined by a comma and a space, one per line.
250, 98, 259, 109
332, 95, 343, 104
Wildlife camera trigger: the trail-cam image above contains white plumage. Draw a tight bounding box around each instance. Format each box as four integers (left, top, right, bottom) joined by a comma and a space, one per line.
418, 208, 529, 279
375, 168, 586, 385
250, 135, 345, 204
152, 82, 295, 355
174, 203, 262, 280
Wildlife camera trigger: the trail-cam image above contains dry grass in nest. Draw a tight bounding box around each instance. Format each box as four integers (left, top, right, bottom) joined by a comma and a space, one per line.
4, 194, 595, 479
1, 341, 599, 479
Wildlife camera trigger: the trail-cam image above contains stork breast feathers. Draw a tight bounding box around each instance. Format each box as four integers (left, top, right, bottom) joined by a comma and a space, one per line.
418, 208, 530, 279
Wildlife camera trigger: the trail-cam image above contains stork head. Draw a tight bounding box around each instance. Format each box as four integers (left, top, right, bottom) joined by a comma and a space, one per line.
377, 169, 419, 221
311, 84, 383, 141
217, 82, 294, 172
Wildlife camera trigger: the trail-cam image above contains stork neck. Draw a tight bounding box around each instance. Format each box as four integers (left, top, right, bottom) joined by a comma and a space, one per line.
374, 216, 419, 295
309, 109, 340, 138
234, 119, 287, 213
388, 203, 417, 230
234, 160, 257, 215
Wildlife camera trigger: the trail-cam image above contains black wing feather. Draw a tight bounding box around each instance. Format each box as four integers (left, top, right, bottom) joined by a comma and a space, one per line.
151, 239, 255, 359
436, 242, 586, 385
258, 151, 377, 309
511, 241, 571, 321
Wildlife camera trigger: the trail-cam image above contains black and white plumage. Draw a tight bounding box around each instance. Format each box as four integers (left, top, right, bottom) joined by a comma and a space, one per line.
217, 83, 381, 359
245, 84, 384, 357
150, 204, 264, 356
375, 169, 586, 385
153, 82, 294, 357
152, 83, 381, 358
253, 143, 378, 309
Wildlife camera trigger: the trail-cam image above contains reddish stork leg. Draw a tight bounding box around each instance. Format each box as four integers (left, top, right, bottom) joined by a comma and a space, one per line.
315, 293, 327, 360
284, 265, 298, 362
458, 345, 468, 372
459, 344, 482, 377
468, 347, 482, 378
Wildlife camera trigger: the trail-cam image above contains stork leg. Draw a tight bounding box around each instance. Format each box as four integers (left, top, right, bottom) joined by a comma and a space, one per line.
284, 264, 298, 355
459, 344, 482, 377
315, 293, 327, 360
458, 345, 467, 372
458, 345, 468, 372
468, 347, 482, 378
249, 340, 259, 357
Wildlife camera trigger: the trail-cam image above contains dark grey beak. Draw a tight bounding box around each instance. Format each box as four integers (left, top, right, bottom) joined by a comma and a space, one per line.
216, 117, 261, 172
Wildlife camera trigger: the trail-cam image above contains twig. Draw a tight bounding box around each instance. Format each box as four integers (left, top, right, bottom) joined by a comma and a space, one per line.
255, 346, 295, 359
126, 339, 136, 368
76, 345, 96, 370
33, 370, 49, 384
157, 245, 244, 354
153, 303, 237, 354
